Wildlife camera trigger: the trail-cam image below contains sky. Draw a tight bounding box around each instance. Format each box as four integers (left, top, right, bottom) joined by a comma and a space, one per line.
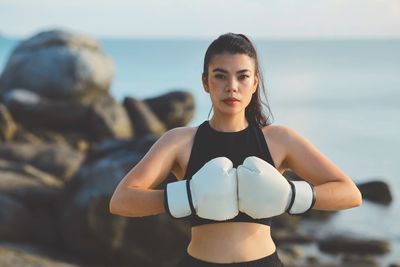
0, 0, 400, 40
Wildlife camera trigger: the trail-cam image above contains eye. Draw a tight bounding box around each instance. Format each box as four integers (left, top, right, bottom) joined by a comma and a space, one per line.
239, 75, 249, 80
215, 74, 225, 79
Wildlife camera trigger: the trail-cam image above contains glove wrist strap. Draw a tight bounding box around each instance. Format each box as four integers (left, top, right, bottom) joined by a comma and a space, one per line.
287, 180, 316, 215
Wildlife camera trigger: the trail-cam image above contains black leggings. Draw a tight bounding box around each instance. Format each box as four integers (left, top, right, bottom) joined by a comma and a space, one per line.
175, 250, 285, 267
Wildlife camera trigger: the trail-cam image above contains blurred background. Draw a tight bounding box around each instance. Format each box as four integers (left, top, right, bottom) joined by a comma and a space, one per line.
1, 1, 399, 267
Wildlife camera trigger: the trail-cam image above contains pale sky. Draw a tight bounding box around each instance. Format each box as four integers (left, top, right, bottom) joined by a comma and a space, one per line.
1, 0, 400, 39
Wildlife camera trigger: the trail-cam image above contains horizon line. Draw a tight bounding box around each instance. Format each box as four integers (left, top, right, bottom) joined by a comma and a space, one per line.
1, 33, 400, 42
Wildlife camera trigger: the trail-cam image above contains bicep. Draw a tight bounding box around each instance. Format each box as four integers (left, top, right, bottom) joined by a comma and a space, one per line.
118, 129, 179, 190
282, 126, 352, 185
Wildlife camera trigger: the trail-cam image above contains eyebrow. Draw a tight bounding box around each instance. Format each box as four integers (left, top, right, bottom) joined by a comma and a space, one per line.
212, 68, 251, 74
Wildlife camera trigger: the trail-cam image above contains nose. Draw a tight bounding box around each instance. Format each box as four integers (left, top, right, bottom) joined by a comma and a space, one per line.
225, 77, 239, 92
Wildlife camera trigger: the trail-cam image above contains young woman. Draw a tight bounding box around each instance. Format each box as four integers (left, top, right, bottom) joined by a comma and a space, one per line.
109, 33, 362, 267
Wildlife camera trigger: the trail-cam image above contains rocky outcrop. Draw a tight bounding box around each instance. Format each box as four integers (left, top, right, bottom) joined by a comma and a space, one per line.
0, 29, 114, 101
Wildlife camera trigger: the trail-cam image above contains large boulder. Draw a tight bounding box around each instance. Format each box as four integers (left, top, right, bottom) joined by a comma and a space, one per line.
144, 91, 195, 129
123, 96, 166, 138
2, 88, 133, 142
86, 94, 133, 141
0, 29, 114, 102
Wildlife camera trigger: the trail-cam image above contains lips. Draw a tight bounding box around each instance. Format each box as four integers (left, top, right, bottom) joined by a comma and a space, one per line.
223, 97, 239, 102
223, 97, 239, 106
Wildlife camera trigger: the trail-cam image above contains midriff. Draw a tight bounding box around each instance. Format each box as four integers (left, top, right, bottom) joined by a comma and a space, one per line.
187, 222, 276, 263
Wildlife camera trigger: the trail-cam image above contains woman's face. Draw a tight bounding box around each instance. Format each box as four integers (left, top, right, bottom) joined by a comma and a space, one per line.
202, 52, 259, 117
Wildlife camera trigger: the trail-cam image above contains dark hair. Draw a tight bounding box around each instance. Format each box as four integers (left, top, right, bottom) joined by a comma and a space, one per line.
202, 33, 274, 127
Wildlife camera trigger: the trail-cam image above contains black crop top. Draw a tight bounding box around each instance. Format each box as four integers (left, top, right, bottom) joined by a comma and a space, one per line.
181, 120, 276, 227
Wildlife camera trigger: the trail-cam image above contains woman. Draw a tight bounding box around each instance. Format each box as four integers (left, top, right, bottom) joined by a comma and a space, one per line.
109, 33, 362, 267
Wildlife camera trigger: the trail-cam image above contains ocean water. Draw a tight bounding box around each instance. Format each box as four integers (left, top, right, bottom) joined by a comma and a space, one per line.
1, 37, 400, 264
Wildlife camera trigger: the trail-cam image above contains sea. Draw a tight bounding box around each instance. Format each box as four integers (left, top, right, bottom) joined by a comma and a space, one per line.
1, 36, 399, 265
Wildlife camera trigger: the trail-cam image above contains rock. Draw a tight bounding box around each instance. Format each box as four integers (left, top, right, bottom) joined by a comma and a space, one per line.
0, 194, 34, 241
2, 88, 89, 130
0, 160, 64, 244
25, 129, 90, 153
270, 212, 301, 231
341, 254, 379, 267
305, 255, 320, 264
2, 88, 133, 142
87, 94, 133, 141
58, 139, 189, 266
272, 229, 316, 245
123, 96, 166, 137
144, 90, 194, 129
278, 244, 305, 259
318, 234, 390, 255
357, 180, 392, 204
85, 135, 157, 165
0, 103, 17, 141
0, 243, 81, 267
10, 125, 43, 144
0, 142, 85, 181
0, 29, 114, 101
0, 159, 63, 191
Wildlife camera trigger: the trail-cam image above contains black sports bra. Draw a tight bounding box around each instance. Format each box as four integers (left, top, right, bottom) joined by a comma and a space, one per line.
182, 120, 276, 227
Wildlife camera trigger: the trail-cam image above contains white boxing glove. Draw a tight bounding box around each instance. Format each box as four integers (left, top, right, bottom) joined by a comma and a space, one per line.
164, 157, 239, 221
237, 156, 316, 218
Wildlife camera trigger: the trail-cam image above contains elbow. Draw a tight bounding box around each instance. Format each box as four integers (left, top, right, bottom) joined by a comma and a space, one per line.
354, 188, 363, 207
109, 188, 142, 217
109, 195, 118, 215
350, 183, 363, 208
109, 192, 126, 216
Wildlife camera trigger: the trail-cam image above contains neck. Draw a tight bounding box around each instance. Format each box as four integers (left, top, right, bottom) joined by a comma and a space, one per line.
209, 114, 249, 132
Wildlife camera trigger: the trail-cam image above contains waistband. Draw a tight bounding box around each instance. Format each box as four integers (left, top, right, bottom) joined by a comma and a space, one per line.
180, 250, 284, 267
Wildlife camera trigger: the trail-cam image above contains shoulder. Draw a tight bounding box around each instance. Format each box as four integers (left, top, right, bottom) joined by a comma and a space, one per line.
159, 125, 199, 148
261, 123, 302, 142
261, 123, 291, 143
166, 124, 198, 139
260, 124, 293, 170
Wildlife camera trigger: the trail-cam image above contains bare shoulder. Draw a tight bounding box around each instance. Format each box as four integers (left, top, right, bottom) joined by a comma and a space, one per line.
262, 123, 303, 146
261, 123, 290, 139
166, 125, 198, 144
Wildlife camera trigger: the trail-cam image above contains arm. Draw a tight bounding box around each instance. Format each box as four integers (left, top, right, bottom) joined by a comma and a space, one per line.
109, 128, 181, 217
279, 125, 362, 211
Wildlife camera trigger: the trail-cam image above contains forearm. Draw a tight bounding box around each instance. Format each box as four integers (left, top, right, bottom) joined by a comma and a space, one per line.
312, 180, 362, 211
109, 187, 166, 217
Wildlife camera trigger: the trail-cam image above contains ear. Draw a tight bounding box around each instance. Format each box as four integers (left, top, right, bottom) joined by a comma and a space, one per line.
252, 73, 259, 94
202, 74, 209, 93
